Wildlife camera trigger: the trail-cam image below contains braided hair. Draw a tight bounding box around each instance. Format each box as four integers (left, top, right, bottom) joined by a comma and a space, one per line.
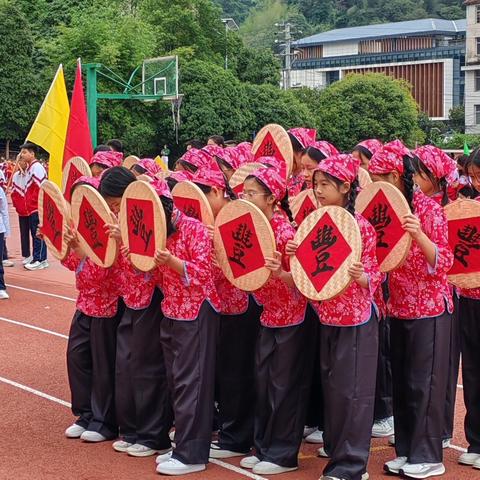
161, 196, 176, 237
411, 155, 449, 206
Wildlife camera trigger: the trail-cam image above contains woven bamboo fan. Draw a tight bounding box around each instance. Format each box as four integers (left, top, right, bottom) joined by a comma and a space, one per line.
172, 180, 215, 226
358, 167, 372, 189
356, 181, 412, 272
251, 124, 293, 179
62, 156, 91, 204
445, 198, 480, 288
229, 162, 265, 196
214, 199, 276, 291
290, 189, 318, 227
71, 185, 118, 268
38, 180, 70, 260
119, 180, 167, 272
291, 206, 361, 301
123, 155, 140, 170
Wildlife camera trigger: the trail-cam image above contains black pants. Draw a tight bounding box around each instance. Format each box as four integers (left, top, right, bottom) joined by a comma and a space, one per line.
321, 314, 378, 480
29, 212, 47, 262
67, 307, 121, 438
390, 312, 451, 464
19, 216, 31, 258
2, 236, 7, 260
160, 302, 219, 464
217, 297, 261, 453
459, 296, 480, 454
305, 305, 324, 430
254, 316, 314, 468
115, 288, 172, 449
374, 316, 393, 421
443, 295, 460, 440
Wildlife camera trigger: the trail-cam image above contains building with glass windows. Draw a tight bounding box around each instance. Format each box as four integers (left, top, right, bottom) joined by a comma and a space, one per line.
292, 18, 465, 120
463, 0, 480, 133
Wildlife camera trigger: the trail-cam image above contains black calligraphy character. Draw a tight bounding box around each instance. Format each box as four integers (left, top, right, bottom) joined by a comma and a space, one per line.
45, 199, 61, 244
228, 223, 253, 269
260, 141, 276, 157
84, 208, 103, 250
454, 224, 480, 268
369, 203, 391, 249
131, 205, 153, 253
311, 225, 337, 276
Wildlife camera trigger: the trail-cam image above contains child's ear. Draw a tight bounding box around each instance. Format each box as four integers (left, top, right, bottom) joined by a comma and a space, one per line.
339, 181, 351, 195
267, 194, 276, 206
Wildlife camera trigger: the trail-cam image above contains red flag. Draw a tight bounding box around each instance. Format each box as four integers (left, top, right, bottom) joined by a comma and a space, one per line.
63, 59, 93, 168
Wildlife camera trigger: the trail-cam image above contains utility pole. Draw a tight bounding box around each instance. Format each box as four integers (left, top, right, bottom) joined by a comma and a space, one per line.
275, 22, 297, 90
221, 18, 239, 70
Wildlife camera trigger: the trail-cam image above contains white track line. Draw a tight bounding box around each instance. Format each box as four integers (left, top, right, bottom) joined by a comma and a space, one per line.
0, 375, 71, 408
209, 460, 267, 480
0, 319, 266, 480
0, 317, 69, 339
6, 284, 75, 302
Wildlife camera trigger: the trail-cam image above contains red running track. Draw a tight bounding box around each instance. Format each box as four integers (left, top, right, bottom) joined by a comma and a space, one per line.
0, 204, 475, 479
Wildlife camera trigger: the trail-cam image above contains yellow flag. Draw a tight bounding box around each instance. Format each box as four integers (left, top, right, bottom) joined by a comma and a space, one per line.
27, 65, 70, 187
154, 155, 168, 171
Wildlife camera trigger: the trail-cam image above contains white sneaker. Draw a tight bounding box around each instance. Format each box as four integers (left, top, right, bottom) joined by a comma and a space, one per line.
240, 455, 261, 469
384, 456, 408, 474
24, 261, 42, 270
0, 290, 9, 299
155, 458, 206, 475
303, 425, 317, 437
252, 461, 297, 475
372, 416, 394, 437
39, 260, 49, 269
318, 446, 329, 458
64, 423, 86, 438
459, 452, 480, 465
22, 255, 33, 265
473, 457, 480, 470
127, 443, 162, 457
321, 475, 369, 480
305, 429, 324, 443
442, 439, 451, 449
113, 440, 134, 452
2, 260, 14, 267
400, 462, 445, 478
156, 451, 173, 464
80, 430, 107, 442
389, 435, 395, 446
209, 442, 246, 459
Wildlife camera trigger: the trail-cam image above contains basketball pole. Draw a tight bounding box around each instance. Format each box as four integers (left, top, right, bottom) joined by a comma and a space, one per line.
84, 59, 179, 148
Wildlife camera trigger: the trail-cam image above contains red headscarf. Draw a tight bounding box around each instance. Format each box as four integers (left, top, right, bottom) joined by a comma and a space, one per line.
150, 177, 172, 199
73, 175, 100, 189
203, 144, 225, 159
355, 139, 383, 157
288, 128, 317, 149
169, 171, 193, 183
368, 140, 411, 175
309, 140, 339, 159
193, 168, 227, 190
316, 154, 360, 184
413, 145, 458, 184
89, 151, 123, 169
137, 158, 162, 177
249, 166, 286, 201
180, 148, 212, 170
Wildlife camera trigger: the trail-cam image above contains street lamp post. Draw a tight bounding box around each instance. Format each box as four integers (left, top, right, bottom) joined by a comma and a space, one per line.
221, 18, 239, 70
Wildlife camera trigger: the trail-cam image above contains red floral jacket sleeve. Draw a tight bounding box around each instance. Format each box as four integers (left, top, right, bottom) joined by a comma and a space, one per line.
387, 190, 454, 319
253, 212, 307, 327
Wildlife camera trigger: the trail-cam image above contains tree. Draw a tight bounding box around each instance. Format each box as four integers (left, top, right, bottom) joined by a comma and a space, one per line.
314, 73, 425, 150
243, 83, 316, 135
0, 0, 39, 146
448, 105, 465, 134
235, 47, 281, 85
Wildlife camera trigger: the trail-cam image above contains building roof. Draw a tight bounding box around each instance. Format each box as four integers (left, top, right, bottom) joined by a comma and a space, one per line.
295, 18, 466, 47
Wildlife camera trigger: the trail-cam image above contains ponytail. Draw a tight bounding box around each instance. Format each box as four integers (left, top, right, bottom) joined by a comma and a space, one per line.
280, 192, 294, 224
402, 156, 415, 212
438, 177, 449, 206
161, 196, 176, 237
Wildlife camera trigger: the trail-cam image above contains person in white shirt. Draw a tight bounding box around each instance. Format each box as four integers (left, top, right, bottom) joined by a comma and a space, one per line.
0, 183, 10, 298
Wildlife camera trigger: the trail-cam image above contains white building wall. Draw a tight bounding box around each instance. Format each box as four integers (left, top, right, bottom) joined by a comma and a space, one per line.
290, 69, 327, 89
323, 41, 359, 57
464, 4, 480, 133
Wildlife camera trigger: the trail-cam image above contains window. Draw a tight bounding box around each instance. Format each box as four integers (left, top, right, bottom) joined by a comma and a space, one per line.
476, 5, 480, 23
475, 70, 480, 92
475, 105, 480, 125
477, 37, 480, 56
